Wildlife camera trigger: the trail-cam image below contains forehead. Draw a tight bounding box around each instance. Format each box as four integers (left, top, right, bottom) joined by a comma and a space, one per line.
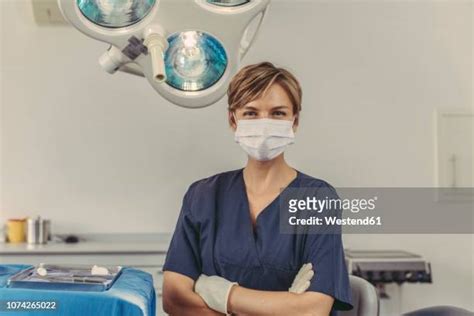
243, 84, 293, 110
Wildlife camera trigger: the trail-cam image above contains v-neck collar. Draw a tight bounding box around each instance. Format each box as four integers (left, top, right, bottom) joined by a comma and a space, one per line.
239, 168, 301, 231
236, 168, 301, 267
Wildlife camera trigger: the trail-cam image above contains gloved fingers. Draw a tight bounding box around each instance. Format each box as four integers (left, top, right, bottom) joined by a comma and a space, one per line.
293, 280, 311, 294
290, 263, 315, 294
292, 269, 313, 292
293, 263, 313, 285
300, 263, 312, 274
293, 263, 309, 283
299, 263, 313, 277
300, 269, 314, 283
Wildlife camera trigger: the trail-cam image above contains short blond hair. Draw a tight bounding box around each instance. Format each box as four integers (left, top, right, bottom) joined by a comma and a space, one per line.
227, 62, 302, 114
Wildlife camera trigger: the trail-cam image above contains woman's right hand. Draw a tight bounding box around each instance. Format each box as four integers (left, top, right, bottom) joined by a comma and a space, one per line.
288, 263, 314, 294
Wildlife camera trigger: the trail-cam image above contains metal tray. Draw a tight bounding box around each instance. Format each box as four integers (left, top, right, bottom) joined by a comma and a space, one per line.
7, 264, 123, 292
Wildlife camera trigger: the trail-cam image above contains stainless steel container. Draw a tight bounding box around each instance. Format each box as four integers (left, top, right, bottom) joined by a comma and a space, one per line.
27, 217, 51, 244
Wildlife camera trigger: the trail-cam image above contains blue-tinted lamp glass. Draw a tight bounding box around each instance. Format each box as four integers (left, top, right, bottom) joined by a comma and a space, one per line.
207, 0, 250, 6
165, 31, 228, 92
77, 0, 155, 28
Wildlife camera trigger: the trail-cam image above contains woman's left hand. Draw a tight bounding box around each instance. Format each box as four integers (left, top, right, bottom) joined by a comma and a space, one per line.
288, 263, 315, 294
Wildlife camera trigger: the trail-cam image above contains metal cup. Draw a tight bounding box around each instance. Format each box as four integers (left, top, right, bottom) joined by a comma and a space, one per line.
27, 217, 51, 244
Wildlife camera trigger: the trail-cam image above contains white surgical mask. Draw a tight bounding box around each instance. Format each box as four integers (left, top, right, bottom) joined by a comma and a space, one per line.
234, 117, 295, 161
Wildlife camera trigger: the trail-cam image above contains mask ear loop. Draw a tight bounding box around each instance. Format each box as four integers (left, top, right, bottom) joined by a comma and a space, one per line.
232, 112, 239, 126
293, 115, 299, 126
292, 115, 299, 133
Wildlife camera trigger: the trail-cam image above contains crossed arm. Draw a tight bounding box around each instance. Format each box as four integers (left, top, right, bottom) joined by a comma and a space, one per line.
162, 271, 222, 316
163, 271, 334, 316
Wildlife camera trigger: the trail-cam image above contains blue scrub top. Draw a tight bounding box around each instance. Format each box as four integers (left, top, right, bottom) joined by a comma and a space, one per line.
163, 169, 353, 315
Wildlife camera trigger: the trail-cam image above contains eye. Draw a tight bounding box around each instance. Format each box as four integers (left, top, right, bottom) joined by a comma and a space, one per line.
272, 110, 287, 117
243, 111, 258, 117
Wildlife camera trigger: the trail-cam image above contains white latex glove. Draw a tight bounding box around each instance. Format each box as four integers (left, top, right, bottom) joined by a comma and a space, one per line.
194, 274, 238, 315
289, 263, 315, 294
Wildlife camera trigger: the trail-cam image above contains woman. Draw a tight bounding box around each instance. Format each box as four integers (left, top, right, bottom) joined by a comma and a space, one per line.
162, 62, 353, 315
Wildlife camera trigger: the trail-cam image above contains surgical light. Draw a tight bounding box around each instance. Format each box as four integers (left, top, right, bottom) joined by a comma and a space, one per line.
207, 0, 250, 7
165, 31, 227, 92
58, 0, 271, 108
77, 0, 156, 28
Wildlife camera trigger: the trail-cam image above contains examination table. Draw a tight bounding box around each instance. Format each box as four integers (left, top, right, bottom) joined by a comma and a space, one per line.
0, 264, 156, 316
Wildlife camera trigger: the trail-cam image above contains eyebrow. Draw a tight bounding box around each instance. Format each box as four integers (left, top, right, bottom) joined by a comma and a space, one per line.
242, 105, 259, 111
271, 105, 291, 111
242, 105, 290, 111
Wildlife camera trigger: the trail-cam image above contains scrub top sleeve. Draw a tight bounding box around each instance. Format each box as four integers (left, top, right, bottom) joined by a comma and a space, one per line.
304, 186, 353, 311
163, 185, 202, 281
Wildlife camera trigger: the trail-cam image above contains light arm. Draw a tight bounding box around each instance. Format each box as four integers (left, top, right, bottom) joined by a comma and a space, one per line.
227, 285, 334, 316
162, 271, 224, 316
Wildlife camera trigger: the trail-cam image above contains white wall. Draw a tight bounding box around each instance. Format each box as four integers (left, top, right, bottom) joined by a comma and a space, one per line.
1, 0, 472, 313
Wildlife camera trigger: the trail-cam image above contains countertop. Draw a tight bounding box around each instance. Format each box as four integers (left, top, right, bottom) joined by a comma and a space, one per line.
0, 233, 171, 255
